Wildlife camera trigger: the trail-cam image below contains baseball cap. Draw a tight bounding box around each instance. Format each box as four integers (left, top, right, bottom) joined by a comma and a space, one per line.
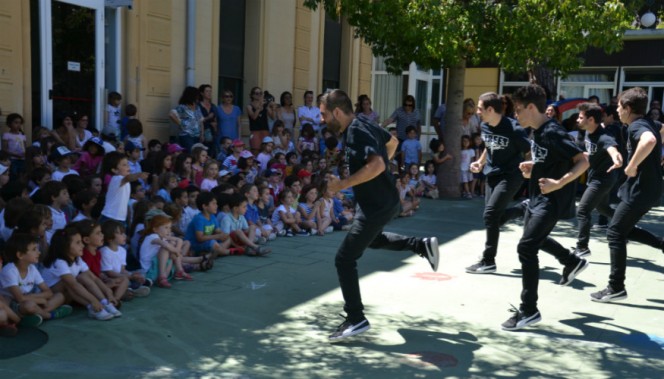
166, 143, 185, 154
49, 146, 76, 161
262, 136, 274, 144
297, 169, 312, 178
231, 139, 245, 147
218, 169, 232, 177
191, 143, 208, 151
240, 150, 254, 159
264, 168, 282, 177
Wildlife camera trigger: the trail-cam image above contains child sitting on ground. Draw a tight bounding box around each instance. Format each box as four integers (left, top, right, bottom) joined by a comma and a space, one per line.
272, 189, 308, 237
220, 193, 271, 256
184, 191, 231, 258
100, 220, 151, 298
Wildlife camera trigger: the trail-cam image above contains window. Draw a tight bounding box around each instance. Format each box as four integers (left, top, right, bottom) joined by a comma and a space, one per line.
322, 16, 341, 91
219, 0, 246, 108
559, 69, 617, 103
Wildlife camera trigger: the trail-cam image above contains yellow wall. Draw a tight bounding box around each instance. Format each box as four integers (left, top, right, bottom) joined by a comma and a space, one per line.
0, 0, 31, 136
463, 68, 500, 102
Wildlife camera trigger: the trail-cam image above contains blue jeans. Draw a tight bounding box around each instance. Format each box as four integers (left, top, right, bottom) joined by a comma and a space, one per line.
178, 134, 198, 152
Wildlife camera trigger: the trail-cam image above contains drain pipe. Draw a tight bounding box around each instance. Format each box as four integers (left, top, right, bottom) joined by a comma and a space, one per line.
186, 0, 195, 86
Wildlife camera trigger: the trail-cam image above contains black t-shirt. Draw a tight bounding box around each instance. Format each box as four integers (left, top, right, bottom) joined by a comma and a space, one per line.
342, 117, 399, 216
249, 104, 269, 132
481, 116, 530, 176
529, 119, 583, 219
585, 126, 618, 184
618, 118, 662, 207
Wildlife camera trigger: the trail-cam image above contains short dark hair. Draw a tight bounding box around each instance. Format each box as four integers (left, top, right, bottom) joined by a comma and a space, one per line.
101, 151, 127, 176
619, 87, 648, 115
604, 105, 619, 120
196, 190, 216, 210
240, 183, 256, 197
228, 193, 246, 209
40, 180, 67, 205
284, 174, 300, 189
479, 92, 503, 114
577, 102, 603, 125
178, 86, 200, 105
73, 189, 97, 211
125, 104, 137, 117
126, 119, 143, 137
148, 139, 162, 150
74, 219, 100, 239
4, 197, 32, 229
31, 167, 51, 185
6, 113, 24, 127
108, 91, 122, 102
512, 84, 547, 113
405, 125, 417, 135
4, 233, 40, 263
320, 89, 353, 115
101, 220, 125, 243
171, 187, 186, 201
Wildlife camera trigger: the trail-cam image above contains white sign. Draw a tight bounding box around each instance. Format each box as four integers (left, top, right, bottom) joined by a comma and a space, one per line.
105, 0, 133, 8
67, 61, 81, 72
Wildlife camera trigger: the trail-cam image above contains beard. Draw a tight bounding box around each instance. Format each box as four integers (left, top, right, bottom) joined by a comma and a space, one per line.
326, 115, 344, 135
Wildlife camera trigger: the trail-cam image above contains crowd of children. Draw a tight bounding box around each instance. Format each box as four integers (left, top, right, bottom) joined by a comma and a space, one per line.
0, 101, 364, 336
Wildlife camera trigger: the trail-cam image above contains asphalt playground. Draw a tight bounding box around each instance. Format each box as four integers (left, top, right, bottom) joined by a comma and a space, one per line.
1, 196, 663, 378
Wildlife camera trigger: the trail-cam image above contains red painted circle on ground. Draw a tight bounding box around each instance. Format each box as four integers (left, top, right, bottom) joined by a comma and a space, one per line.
412, 272, 453, 281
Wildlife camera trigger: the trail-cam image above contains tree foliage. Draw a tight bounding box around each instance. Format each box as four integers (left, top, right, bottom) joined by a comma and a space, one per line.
305, 0, 632, 77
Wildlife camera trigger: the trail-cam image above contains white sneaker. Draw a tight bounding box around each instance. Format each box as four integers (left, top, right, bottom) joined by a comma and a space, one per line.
268, 233, 277, 241
88, 307, 114, 321
324, 226, 334, 233
311, 228, 318, 235
277, 229, 287, 237
105, 303, 123, 318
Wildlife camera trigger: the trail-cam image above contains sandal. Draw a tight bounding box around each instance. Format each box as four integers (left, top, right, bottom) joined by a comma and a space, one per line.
174, 271, 193, 281
199, 256, 214, 272
157, 277, 172, 288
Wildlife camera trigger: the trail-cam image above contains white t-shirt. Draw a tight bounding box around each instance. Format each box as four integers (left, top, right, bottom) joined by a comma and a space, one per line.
420, 174, 436, 187
72, 213, 90, 222
257, 152, 272, 172
76, 129, 93, 148
200, 178, 218, 192
271, 204, 296, 225
47, 207, 68, 244
105, 104, 121, 137
0, 263, 44, 298
460, 149, 475, 171
51, 169, 79, 182
139, 233, 161, 272
297, 105, 322, 132
102, 175, 130, 221
100, 246, 127, 274
40, 258, 89, 287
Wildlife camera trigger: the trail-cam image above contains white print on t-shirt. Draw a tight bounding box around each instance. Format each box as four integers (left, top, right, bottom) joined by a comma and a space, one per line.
530, 140, 548, 163
482, 134, 510, 154
584, 140, 598, 155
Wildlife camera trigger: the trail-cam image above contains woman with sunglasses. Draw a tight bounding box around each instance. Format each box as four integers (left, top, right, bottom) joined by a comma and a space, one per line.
247, 87, 274, 155
381, 95, 421, 142
217, 89, 242, 146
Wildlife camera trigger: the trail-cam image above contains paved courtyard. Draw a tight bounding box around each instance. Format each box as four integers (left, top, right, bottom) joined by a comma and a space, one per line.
1, 197, 664, 378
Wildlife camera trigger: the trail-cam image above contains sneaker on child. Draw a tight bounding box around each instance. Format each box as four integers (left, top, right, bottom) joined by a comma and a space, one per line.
88, 307, 114, 321
19, 314, 43, 327
51, 305, 73, 320
105, 303, 123, 318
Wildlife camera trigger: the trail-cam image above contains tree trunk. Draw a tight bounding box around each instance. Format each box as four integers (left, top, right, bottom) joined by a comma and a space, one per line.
437, 59, 465, 198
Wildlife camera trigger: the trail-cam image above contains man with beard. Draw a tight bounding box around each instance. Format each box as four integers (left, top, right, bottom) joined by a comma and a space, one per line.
466, 92, 531, 274
320, 89, 440, 342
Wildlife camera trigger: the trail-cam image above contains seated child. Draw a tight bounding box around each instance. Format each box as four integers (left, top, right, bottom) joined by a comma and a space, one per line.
185, 192, 232, 258
0, 233, 72, 327
220, 193, 270, 256
100, 220, 151, 298
271, 189, 309, 237
40, 226, 120, 321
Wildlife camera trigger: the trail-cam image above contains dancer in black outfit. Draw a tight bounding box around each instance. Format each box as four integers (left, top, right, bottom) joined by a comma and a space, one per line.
502, 85, 590, 331
591, 87, 663, 302
466, 92, 531, 274
319, 90, 440, 342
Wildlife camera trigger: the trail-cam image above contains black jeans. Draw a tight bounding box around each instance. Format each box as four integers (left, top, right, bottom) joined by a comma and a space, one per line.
336, 204, 423, 320
576, 179, 615, 248
482, 172, 525, 261
518, 205, 580, 314
607, 201, 659, 291
578, 179, 662, 251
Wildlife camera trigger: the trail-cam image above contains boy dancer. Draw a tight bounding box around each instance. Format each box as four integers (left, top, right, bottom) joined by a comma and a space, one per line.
591, 87, 663, 302
502, 85, 590, 331
319, 90, 440, 342
466, 92, 531, 274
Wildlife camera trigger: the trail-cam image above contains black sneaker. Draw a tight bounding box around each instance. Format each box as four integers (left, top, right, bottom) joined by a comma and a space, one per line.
329, 315, 371, 342
465, 259, 496, 274
559, 258, 589, 286
501, 305, 541, 331
572, 247, 591, 258
419, 237, 440, 272
590, 286, 628, 302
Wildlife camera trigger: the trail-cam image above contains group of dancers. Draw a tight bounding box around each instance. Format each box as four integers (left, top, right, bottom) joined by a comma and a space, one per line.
319, 85, 661, 341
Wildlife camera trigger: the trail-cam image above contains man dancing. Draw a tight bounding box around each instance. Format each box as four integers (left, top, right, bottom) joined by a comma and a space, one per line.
591, 87, 663, 302
320, 89, 440, 342
502, 84, 590, 331
466, 92, 531, 274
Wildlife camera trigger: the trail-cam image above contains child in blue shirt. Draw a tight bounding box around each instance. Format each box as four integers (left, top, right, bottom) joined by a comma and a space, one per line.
400, 125, 422, 166
184, 192, 231, 258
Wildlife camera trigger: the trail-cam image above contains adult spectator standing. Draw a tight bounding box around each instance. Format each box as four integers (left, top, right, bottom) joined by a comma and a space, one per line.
465, 92, 530, 274
170, 86, 204, 152
319, 89, 440, 342
355, 95, 380, 126
278, 91, 297, 135
382, 95, 421, 141
216, 89, 242, 142
246, 86, 274, 156
502, 84, 589, 331
198, 84, 218, 157
591, 87, 663, 303
297, 90, 322, 133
